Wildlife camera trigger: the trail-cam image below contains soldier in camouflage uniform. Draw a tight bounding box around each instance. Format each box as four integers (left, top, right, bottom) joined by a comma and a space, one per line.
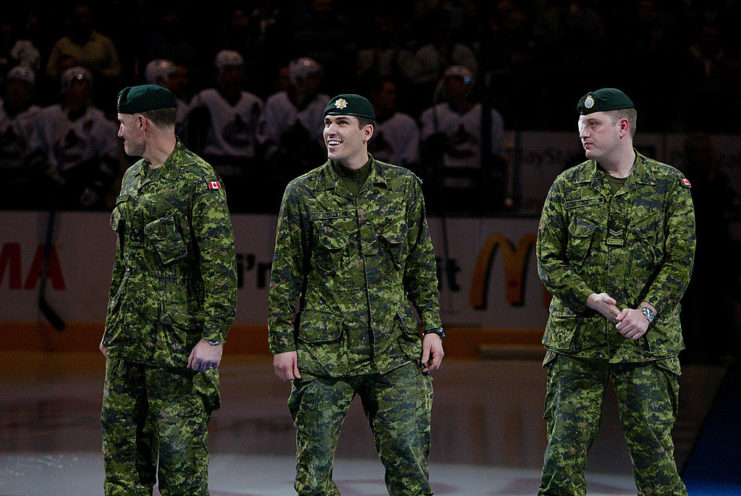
268, 93, 445, 495
99, 84, 237, 496
536, 88, 695, 495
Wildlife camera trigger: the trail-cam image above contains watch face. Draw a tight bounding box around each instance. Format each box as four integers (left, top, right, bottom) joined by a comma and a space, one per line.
640, 307, 654, 322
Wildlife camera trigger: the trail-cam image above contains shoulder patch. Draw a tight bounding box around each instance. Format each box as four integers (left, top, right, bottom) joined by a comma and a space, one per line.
207, 180, 221, 190
681, 178, 691, 188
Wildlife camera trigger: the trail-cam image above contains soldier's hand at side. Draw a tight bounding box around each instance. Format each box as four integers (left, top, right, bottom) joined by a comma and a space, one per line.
587, 293, 620, 322
615, 308, 649, 340
188, 339, 223, 372
273, 351, 301, 381
422, 334, 444, 372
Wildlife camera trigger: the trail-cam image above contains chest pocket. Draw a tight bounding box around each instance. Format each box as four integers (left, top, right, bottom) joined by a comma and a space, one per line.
311, 212, 354, 272
566, 217, 598, 263
145, 214, 188, 265
377, 217, 408, 268
628, 213, 664, 269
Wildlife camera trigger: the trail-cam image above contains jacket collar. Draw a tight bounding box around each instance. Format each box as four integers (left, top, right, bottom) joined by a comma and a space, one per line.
572, 150, 658, 194
316, 154, 389, 193
136, 140, 185, 187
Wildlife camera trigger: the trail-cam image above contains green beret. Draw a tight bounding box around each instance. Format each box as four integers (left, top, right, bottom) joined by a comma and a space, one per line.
577, 88, 634, 115
323, 94, 376, 121
117, 84, 176, 114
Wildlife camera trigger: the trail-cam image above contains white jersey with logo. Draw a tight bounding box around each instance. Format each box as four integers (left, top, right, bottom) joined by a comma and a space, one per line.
368, 112, 420, 167
188, 88, 263, 158
27, 104, 118, 172
420, 102, 504, 169
0, 100, 41, 170
256, 90, 329, 147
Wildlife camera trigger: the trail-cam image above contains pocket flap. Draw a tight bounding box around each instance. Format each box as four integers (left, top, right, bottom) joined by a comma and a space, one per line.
145, 214, 188, 265
396, 306, 419, 335
298, 309, 344, 344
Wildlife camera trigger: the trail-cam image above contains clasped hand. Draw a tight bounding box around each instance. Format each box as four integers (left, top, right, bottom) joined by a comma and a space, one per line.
586, 293, 649, 340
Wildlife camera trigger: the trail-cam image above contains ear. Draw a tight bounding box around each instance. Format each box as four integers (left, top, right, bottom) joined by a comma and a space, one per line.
137, 114, 149, 133
364, 123, 374, 142
619, 117, 630, 138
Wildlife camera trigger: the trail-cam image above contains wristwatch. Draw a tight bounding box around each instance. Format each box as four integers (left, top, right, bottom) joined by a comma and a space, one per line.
638, 306, 655, 324
207, 340, 222, 346
423, 327, 446, 339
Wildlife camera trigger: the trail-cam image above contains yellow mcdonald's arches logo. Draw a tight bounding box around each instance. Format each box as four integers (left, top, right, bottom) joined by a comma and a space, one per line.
469, 233, 538, 308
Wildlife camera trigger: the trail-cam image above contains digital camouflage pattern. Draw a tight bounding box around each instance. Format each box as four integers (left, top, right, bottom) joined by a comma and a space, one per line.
102, 358, 219, 496
539, 355, 686, 496
103, 141, 238, 367
536, 151, 694, 495
288, 363, 434, 495
268, 156, 441, 495
268, 157, 441, 376
101, 140, 236, 495
537, 152, 695, 363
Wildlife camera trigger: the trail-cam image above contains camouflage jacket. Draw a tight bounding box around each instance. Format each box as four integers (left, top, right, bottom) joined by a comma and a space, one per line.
268, 157, 441, 377
536, 152, 695, 363
103, 141, 237, 367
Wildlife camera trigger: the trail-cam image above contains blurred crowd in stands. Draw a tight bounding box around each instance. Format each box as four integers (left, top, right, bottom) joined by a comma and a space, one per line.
2, 0, 741, 214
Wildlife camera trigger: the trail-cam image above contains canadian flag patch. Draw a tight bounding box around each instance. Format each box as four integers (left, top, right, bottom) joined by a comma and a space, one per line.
681, 178, 692, 188
208, 181, 221, 190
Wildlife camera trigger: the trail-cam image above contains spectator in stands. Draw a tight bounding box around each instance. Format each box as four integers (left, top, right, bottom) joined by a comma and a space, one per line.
257, 56, 329, 209
368, 77, 420, 171
355, 9, 418, 102
408, 8, 478, 116
45, 3, 122, 108
26, 66, 119, 210
144, 58, 187, 134
184, 50, 263, 211
419, 65, 504, 214
1, 17, 41, 85
0, 65, 41, 209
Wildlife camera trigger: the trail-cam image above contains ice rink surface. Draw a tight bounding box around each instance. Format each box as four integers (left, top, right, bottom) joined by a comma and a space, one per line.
0, 353, 727, 495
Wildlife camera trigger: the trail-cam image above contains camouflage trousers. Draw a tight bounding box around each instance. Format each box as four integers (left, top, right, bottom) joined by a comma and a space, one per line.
539, 354, 687, 496
288, 361, 434, 495
101, 358, 220, 496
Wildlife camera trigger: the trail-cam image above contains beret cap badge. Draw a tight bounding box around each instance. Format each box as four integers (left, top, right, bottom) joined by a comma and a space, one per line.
323, 93, 376, 121
577, 88, 634, 115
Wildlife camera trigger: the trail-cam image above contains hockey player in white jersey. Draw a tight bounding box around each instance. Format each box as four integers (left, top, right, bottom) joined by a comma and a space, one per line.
256, 57, 329, 207
144, 58, 188, 134
184, 49, 263, 210
0, 65, 41, 208
26, 66, 119, 209
368, 77, 420, 170
419, 65, 505, 213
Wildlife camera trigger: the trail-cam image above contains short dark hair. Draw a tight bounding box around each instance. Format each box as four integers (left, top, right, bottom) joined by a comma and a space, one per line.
141, 107, 177, 128
357, 116, 375, 130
